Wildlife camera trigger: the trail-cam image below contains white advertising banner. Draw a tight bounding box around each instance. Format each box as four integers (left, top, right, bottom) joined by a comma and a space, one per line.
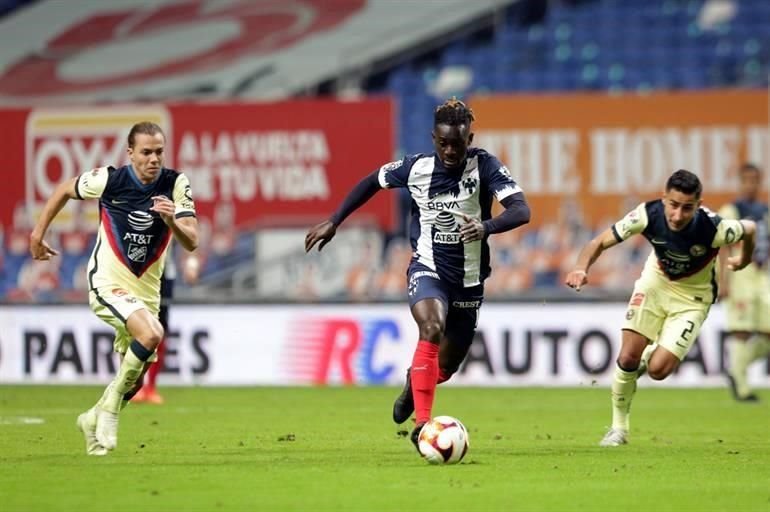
0, 303, 768, 387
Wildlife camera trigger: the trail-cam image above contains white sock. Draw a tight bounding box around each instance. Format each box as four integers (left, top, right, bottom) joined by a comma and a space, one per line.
728, 338, 752, 397
102, 350, 146, 413
638, 343, 657, 375
611, 364, 638, 432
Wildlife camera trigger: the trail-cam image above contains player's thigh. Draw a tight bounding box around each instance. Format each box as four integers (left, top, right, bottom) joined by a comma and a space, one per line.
622, 282, 666, 342
756, 274, 770, 333
441, 284, 484, 370
408, 265, 449, 337
657, 306, 709, 361
89, 287, 158, 361
126, 308, 164, 347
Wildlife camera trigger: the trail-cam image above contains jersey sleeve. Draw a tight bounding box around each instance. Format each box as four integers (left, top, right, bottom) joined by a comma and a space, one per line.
75, 166, 111, 200
611, 202, 649, 242
173, 173, 196, 219
711, 218, 745, 248
482, 154, 523, 202
377, 155, 418, 189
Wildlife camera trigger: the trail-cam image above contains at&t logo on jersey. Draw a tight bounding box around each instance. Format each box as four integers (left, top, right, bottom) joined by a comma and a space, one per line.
283, 316, 403, 384
433, 211, 461, 244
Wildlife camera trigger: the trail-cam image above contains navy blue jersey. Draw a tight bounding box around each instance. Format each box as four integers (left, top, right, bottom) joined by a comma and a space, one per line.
613, 199, 744, 284
377, 148, 522, 287
76, 165, 195, 306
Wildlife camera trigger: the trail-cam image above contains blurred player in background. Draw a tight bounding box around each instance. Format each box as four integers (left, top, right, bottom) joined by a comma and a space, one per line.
30, 122, 198, 455
565, 169, 756, 446
132, 249, 200, 404
718, 163, 770, 402
305, 98, 531, 450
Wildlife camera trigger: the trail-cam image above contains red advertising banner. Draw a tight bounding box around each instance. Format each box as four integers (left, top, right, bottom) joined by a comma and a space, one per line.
1, 98, 395, 236
470, 90, 769, 227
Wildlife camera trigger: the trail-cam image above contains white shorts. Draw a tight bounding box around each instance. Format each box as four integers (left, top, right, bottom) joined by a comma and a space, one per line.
89, 286, 158, 362
623, 277, 710, 360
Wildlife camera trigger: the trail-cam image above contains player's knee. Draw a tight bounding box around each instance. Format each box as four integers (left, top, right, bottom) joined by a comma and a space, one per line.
616, 353, 642, 372
647, 362, 675, 381
418, 320, 444, 343
140, 327, 164, 349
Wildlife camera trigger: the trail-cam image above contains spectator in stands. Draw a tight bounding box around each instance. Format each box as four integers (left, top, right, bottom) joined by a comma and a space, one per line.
718, 163, 770, 402
305, 98, 531, 451
565, 170, 756, 447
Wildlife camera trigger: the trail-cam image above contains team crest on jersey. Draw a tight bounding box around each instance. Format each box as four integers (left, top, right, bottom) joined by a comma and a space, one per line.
690, 245, 706, 257
462, 177, 477, 194
127, 244, 148, 262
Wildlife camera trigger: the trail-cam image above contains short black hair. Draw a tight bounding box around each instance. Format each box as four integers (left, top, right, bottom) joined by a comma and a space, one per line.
127, 122, 164, 148
666, 169, 702, 199
434, 97, 475, 127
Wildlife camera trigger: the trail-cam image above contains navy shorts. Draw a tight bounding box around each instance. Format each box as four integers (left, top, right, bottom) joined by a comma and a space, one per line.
407, 263, 484, 348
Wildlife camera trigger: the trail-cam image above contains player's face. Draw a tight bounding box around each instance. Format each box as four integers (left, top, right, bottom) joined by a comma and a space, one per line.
738, 169, 761, 200
432, 123, 473, 171
128, 132, 165, 184
663, 189, 701, 231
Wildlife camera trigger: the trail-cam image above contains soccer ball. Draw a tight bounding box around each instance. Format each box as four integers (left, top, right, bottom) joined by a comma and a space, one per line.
417, 416, 469, 465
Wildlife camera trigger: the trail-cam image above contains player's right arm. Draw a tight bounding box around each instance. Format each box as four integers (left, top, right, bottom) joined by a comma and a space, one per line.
564, 228, 620, 292
305, 157, 413, 253
565, 202, 648, 292
29, 177, 79, 260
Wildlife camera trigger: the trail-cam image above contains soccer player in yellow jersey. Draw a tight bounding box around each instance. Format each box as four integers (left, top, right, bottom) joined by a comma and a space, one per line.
718, 163, 770, 402
30, 122, 198, 455
565, 170, 756, 446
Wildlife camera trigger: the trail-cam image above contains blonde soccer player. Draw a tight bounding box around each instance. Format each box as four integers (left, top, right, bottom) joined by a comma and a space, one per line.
30, 122, 198, 455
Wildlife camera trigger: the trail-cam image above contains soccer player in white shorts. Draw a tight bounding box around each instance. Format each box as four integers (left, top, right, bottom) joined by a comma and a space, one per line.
565, 169, 756, 446
718, 163, 770, 402
30, 122, 198, 455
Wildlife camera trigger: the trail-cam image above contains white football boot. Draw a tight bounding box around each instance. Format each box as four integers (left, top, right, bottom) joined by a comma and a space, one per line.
95, 407, 120, 451
76, 408, 108, 456
599, 428, 628, 447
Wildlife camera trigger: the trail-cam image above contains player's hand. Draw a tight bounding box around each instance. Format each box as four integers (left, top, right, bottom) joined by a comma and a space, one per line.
459, 214, 485, 243
150, 195, 176, 225
305, 220, 337, 252
183, 256, 201, 284
726, 255, 751, 272
29, 233, 59, 261
565, 270, 588, 292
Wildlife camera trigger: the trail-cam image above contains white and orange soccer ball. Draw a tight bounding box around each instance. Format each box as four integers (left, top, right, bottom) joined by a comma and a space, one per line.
417, 416, 469, 465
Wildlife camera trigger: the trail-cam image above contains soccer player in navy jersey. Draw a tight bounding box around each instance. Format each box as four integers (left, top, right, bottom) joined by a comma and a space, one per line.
305, 98, 531, 449
565, 170, 756, 446
718, 163, 770, 402
30, 122, 199, 455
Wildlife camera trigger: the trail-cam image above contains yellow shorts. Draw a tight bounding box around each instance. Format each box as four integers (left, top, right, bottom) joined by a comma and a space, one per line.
723, 264, 770, 332
89, 286, 158, 362
623, 277, 710, 360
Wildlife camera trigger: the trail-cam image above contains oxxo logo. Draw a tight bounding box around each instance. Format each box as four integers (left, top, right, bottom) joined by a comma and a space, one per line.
24, 108, 171, 222
284, 317, 402, 385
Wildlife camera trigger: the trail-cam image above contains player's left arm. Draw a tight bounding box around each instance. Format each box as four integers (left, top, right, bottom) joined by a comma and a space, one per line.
718, 219, 756, 271
152, 174, 199, 252
460, 157, 530, 242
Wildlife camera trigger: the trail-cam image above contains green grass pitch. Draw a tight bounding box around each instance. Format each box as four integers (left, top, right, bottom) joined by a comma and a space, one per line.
1, 386, 768, 511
